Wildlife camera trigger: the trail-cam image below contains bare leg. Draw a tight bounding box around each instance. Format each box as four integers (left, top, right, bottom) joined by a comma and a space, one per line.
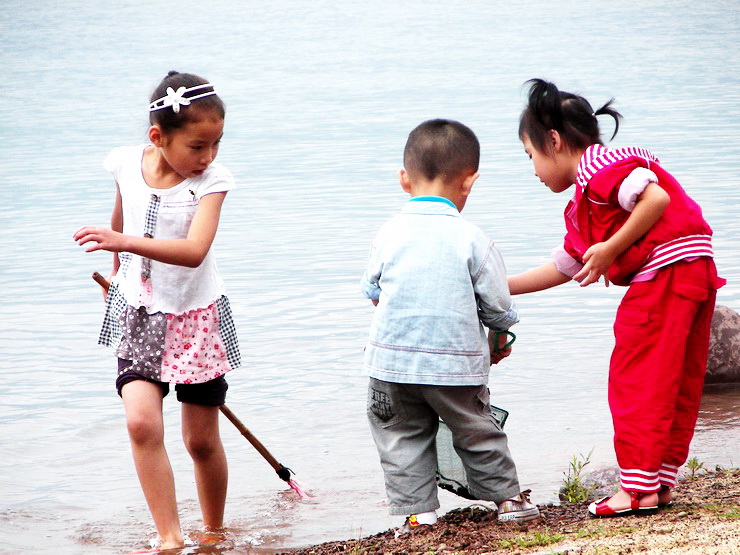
181, 403, 228, 530
122, 381, 184, 549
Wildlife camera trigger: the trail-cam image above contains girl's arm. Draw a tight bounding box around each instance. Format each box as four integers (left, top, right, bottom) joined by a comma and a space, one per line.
574, 182, 670, 287
508, 262, 571, 295
110, 185, 123, 276
74, 192, 227, 268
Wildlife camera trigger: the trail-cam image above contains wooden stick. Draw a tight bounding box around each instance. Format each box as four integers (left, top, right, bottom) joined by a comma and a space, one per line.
90, 270, 295, 483
219, 405, 286, 474
92, 271, 110, 292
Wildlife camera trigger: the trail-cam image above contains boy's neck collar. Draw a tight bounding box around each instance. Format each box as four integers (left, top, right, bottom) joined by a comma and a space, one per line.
408, 195, 457, 209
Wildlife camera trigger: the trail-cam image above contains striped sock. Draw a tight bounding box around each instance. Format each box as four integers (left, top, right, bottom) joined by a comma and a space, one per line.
620, 468, 660, 492
659, 464, 679, 488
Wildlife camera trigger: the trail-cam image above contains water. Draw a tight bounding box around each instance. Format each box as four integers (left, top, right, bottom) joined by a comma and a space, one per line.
1, 1, 739, 552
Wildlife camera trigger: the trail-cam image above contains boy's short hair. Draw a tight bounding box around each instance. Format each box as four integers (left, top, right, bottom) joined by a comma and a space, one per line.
403, 119, 480, 182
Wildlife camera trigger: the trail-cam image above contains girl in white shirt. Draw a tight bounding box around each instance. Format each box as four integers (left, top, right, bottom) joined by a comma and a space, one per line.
74, 70, 239, 550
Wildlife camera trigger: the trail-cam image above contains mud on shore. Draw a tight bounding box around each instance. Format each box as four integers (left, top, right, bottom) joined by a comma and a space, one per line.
286, 469, 740, 554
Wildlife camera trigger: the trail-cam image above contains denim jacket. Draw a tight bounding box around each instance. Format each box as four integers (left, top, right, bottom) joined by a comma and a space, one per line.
360, 197, 518, 386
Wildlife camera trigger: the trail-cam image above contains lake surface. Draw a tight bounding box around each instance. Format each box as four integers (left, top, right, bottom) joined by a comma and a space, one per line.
1, 1, 739, 553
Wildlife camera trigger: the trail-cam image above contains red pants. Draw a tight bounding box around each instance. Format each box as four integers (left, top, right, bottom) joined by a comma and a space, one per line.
609, 258, 722, 493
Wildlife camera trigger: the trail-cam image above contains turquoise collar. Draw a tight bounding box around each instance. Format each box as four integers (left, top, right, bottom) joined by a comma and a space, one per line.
409, 196, 456, 209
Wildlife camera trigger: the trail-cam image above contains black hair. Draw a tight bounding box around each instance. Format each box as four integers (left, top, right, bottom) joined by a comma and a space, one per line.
518, 78, 622, 154
149, 71, 225, 134
404, 119, 480, 182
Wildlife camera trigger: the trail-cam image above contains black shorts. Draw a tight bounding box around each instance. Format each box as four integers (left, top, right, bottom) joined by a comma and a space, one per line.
116, 359, 228, 406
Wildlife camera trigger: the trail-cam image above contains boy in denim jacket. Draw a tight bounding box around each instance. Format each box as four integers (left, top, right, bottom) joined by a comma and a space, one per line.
361, 119, 539, 533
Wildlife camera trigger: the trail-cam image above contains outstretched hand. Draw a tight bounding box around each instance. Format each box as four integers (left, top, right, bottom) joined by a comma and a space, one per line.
73, 225, 126, 253
573, 242, 616, 287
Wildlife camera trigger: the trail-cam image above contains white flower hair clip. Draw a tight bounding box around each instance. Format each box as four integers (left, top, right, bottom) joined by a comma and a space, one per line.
148, 83, 217, 113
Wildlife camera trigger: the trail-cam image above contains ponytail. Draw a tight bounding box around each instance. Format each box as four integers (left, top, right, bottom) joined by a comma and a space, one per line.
594, 99, 621, 141
519, 78, 622, 153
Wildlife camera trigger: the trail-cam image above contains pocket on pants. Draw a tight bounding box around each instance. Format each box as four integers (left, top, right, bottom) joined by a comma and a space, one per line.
672, 281, 709, 302
475, 387, 507, 430
614, 303, 654, 347
367, 380, 406, 428
670, 258, 714, 302
474, 386, 491, 416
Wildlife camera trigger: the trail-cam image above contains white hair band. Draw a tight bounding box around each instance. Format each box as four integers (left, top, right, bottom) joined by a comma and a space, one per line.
148, 83, 217, 113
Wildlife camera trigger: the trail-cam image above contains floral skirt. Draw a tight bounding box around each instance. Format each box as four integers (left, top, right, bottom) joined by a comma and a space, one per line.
99, 283, 240, 384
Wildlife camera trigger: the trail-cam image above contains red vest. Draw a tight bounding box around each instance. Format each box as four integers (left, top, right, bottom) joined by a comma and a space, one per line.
563, 145, 713, 286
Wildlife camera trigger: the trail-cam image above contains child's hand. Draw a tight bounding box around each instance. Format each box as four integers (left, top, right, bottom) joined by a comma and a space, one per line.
488, 330, 513, 365
574, 242, 616, 287
575, 184, 669, 288
490, 346, 512, 365
73, 226, 126, 253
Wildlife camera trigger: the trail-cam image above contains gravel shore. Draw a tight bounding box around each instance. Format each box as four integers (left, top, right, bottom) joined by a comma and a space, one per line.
286, 468, 740, 554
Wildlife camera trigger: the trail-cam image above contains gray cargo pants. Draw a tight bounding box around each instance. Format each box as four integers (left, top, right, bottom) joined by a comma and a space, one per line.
367, 378, 521, 516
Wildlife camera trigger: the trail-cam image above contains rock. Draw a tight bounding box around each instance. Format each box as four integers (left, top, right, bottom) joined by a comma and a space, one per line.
706, 305, 740, 385
579, 467, 620, 500
558, 466, 619, 502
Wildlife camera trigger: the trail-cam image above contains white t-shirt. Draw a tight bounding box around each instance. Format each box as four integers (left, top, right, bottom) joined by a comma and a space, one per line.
104, 144, 236, 314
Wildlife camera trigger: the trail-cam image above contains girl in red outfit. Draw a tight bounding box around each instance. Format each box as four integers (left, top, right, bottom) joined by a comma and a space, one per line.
509, 79, 725, 517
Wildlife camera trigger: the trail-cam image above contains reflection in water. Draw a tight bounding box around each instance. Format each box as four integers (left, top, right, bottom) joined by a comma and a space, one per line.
698, 385, 740, 431
693, 385, 740, 473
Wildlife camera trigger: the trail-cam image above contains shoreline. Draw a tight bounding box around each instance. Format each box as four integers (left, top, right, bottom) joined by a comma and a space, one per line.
285, 468, 740, 554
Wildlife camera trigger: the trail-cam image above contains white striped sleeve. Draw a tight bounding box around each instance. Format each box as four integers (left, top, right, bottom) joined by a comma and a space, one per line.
618, 167, 658, 211
551, 245, 583, 278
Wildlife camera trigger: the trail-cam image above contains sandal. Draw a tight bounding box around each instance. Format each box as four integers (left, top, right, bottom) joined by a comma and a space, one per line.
588, 490, 658, 518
